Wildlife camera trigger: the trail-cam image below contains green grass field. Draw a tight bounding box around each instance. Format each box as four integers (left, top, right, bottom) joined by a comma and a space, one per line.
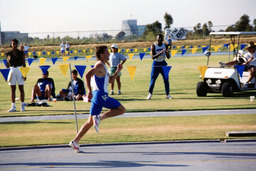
0, 54, 255, 147
0, 54, 255, 117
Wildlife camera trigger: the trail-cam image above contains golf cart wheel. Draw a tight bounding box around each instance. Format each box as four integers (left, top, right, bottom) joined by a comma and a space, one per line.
221, 82, 234, 97
196, 82, 208, 97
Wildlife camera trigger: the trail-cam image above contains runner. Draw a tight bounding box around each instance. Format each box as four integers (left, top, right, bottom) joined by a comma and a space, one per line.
69, 46, 126, 153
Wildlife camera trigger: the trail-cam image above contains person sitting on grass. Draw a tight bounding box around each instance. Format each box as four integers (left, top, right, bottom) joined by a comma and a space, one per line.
30, 71, 56, 102
58, 69, 86, 101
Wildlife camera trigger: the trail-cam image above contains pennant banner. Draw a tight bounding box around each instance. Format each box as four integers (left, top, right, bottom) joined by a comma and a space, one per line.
1, 53, 4, 57
3, 59, 7, 67
74, 65, 87, 78
51, 58, 58, 65
63, 56, 69, 62
202, 46, 209, 53
74, 56, 79, 60
198, 66, 208, 80
0, 68, 10, 81
19, 67, 30, 78
162, 66, 172, 80
214, 45, 221, 52
128, 53, 134, 60
28, 58, 34, 66
235, 65, 245, 78
86, 55, 93, 60
59, 64, 69, 76
127, 66, 137, 80
171, 50, 178, 57
39, 65, 51, 75
181, 49, 187, 56
39, 58, 47, 65
91, 65, 94, 68
192, 48, 198, 54
139, 52, 146, 60
240, 44, 247, 50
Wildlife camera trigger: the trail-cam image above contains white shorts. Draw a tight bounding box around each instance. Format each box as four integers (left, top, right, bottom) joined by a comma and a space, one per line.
8, 67, 25, 86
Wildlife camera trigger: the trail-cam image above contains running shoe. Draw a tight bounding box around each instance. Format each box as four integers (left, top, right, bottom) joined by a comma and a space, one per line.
146, 93, 152, 100
93, 115, 101, 133
166, 95, 173, 99
20, 103, 26, 112
69, 140, 83, 153
8, 106, 16, 112
110, 90, 114, 95
117, 90, 121, 95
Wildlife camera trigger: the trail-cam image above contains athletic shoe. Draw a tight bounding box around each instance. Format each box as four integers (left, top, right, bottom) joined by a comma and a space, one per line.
243, 83, 248, 88
93, 115, 101, 133
8, 106, 16, 112
117, 90, 121, 95
69, 140, 83, 153
219, 61, 226, 68
166, 95, 173, 99
146, 93, 152, 100
110, 90, 114, 95
20, 104, 26, 112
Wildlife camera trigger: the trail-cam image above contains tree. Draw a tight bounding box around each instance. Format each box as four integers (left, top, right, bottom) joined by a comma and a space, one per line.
116, 31, 126, 41
225, 14, 252, 31
253, 19, 256, 31
208, 21, 213, 32
142, 20, 162, 40
202, 23, 210, 37
164, 12, 173, 29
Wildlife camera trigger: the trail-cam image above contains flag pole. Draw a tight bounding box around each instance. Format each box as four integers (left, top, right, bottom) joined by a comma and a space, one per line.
69, 63, 78, 133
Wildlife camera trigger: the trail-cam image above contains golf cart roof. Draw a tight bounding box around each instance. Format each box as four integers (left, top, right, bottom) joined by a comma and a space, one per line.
210, 32, 256, 36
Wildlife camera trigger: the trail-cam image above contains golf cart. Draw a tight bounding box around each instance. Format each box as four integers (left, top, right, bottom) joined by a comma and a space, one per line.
196, 32, 256, 97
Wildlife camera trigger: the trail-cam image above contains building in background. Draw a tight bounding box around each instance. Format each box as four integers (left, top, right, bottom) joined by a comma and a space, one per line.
121, 19, 145, 37
0, 22, 28, 45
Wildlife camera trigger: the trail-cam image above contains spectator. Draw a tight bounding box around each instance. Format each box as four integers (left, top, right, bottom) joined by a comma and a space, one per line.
60, 41, 65, 57
167, 35, 172, 50
30, 71, 56, 102
65, 41, 70, 56
24, 43, 30, 58
6, 39, 26, 112
147, 34, 173, 100
107, 44, 126, 95
58, 69, 85, 101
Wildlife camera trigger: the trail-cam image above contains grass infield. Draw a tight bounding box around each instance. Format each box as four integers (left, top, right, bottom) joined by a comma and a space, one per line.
0, 54, 255, 147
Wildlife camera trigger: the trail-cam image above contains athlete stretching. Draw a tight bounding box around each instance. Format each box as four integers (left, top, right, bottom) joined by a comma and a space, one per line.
69, 46, 126, 153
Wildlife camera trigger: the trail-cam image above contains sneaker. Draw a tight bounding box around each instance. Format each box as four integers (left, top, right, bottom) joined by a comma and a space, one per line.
8, 106, 16, 112
110, 90, 114, 95
93, 115, 101, 133
219, 61, 226, 68
20, 103, 26, 112
244, 83, 248, 88
69, 140, 83, 153
166, 95, 173, 99
147, 93, 152, 100
117, 90, 121, 95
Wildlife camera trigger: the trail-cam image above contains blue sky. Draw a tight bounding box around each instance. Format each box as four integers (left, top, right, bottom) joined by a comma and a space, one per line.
0, 0, 255, 34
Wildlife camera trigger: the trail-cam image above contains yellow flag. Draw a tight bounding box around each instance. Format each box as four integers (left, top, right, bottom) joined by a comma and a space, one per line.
28, 52, 32, 56
63, 56, 69, 62
39, 58, 46, 65
135, 48, 138, 52
59, 64, 69, 76
171, 50, 178, 57
230, 44, 238, 51
65, 51, 68, 55
86, 55, 93, 60
74, 50, 77, 54
214, 45, 221, 52
126, 49, 129, 53
198, 66, 208, 80
83, 50, 86, 53
90, 49, 93, 53
1, 53, 4, 57
177, 46, 180, 49
127, 66, 137, 80
47, 52, 51, 55
56, 51, 60, 55
38, 52, 41, 56
19, 67, 30, 78
108, 49, 111, 53
118, 49, 121, 53
128, 53, 134, 60
192, 48, 198, 54
143, 48, 147, 52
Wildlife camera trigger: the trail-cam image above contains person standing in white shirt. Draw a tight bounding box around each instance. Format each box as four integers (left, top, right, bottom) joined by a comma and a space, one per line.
60, 41, 65, 57
65, 41, 70, 56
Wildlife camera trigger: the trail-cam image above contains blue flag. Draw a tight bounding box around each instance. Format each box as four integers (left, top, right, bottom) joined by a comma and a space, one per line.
51, 58, 58, 65
162, 66, 172, 80
28, 58, 34, 66
240, 44, 247, 50
74, 65, 87, 78
202, 46, 209, 53
74, 56, 79, 60
139, 53, 146, 60
39, 65, 51, 75
235, 65, 245, 78
182, 49, 187, 56
3, 59, 7, 67
0, 68, 10, 81
224, 44, 229, 48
